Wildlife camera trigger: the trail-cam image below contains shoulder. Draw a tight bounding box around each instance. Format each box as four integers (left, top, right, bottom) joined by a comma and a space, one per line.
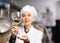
33, 27, 43, 35
33, 28, 43, 39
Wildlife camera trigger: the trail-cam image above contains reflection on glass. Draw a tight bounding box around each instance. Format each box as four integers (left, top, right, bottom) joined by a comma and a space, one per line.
11, 12, 21, 26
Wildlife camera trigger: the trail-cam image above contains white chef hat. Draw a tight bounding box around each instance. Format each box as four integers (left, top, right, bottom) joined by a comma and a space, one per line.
20, 5, 37, 21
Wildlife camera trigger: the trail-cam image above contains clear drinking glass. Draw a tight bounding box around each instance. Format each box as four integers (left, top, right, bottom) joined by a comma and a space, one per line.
11, 11, 21, 26
11, 11, 23, 37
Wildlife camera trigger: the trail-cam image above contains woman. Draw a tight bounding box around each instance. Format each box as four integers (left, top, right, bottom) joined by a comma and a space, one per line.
6, 5, 43, 43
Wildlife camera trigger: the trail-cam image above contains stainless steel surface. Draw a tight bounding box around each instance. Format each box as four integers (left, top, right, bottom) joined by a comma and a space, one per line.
0, 19, 11, 33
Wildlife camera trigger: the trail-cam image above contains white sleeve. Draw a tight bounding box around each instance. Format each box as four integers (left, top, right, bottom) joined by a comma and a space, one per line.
36, 32, 43, 43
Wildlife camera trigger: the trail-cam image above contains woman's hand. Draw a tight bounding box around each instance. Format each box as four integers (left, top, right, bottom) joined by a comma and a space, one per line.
11, 26, 19, 36
17, 34, 29, 42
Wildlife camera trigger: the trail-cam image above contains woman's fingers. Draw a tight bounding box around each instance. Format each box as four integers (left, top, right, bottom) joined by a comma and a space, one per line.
17, 34, 29, 41
11, 26, 19, 36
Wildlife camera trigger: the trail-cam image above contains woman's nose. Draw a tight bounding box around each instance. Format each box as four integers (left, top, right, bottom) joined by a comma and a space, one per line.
25, 16, 29, 19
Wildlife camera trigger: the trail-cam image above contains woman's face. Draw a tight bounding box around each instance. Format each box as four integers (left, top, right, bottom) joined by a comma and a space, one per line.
22, 11, 33, 26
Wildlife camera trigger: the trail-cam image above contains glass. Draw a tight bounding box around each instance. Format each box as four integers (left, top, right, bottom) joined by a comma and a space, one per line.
11, 12, 25, 38
11, 12, 21, 26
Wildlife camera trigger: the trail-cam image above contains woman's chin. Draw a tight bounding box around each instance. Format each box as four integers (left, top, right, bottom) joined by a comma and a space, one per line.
24, 23, 30, 26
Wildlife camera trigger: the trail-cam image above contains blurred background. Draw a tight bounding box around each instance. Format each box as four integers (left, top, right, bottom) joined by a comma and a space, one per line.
0, 0, 60, 43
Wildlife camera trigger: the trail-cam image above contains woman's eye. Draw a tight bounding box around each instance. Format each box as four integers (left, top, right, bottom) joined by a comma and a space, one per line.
22, 14, 25, 17
22, 14, 32, 17
28, 14, 31, 17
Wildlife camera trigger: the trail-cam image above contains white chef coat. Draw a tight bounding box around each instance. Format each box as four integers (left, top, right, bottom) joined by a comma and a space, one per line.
6, 26, 43, 43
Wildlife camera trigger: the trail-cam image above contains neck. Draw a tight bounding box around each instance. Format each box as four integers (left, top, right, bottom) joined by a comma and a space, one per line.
24, 24, 32, 32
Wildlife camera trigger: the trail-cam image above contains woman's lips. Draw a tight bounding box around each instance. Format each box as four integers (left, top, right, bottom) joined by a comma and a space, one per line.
25, 20, 29, 23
